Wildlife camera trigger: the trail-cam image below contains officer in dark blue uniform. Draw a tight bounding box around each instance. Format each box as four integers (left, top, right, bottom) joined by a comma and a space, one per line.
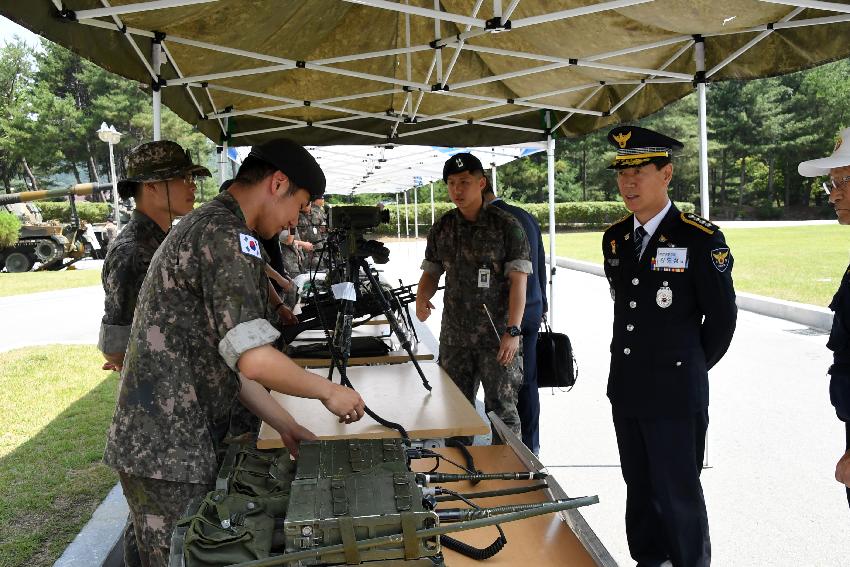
483, 174, 548, 455
798, 127, 850, 506
601, 126, 737, 567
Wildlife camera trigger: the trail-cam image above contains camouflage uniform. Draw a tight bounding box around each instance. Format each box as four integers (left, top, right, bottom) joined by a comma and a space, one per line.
297, 203, 326, 270
104, 192, 279, 565
311, 202, 327, 236
280, 233, 305, 307
422, 204, 531, 438
281, 229, 305, 278
97, 211, 166, 356
98, 213, 165, 567
119, 472, 210, 567
100, 140, 210, 567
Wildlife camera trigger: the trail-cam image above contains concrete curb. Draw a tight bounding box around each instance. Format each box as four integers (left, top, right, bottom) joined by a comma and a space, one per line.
54, 482, 127, 567
554, 257, 834, 331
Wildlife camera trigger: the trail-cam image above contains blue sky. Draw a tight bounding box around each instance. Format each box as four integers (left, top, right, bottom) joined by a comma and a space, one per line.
0, 15, 42, 49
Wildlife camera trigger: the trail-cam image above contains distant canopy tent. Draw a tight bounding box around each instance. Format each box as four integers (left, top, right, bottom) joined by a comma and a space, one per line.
5, 0, 850, 321
230, 143, 545, 238
301, 144, 543, 195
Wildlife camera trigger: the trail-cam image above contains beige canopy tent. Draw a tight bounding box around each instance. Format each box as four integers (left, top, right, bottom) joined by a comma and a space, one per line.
4, 0, 850, 319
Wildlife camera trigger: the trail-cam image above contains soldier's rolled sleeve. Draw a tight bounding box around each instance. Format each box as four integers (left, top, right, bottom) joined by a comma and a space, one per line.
99, 246, 143, 354
98, 323, 132, 354
502, 219, 531, 274
420, 259, 444, 278
422, 226, 444, 277
505, 259, 532, 274
218, 318, 281, 371
197, 223, 276, 369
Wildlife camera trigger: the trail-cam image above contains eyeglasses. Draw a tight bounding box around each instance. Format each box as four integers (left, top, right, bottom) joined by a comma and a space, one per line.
822, 175, 850, 195
183, 173, 197, 185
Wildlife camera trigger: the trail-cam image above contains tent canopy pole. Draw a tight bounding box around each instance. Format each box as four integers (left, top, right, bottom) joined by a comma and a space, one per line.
546, 112, 556, 325
695, 36, 710, 219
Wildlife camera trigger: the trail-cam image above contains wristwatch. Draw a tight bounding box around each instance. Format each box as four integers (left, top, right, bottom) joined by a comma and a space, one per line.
506, 325, 522, 337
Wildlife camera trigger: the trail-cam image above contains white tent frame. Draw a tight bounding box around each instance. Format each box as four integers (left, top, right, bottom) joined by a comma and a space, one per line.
45, 0, 850, 321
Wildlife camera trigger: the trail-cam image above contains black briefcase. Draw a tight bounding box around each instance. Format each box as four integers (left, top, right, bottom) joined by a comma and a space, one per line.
536, 320, 577, 389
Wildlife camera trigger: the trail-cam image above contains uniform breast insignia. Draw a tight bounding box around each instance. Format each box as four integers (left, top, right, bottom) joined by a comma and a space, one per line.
711, 248, 730, 272
656, 281, 673, 308
610, 239, 617, 254
681, 212, 717, 235
624, 232, 630, 241
239, 233, 262, 259
658, 235, 667, 243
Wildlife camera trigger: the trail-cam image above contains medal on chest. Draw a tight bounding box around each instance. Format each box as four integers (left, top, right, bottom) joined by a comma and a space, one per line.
656, 281, 673, 308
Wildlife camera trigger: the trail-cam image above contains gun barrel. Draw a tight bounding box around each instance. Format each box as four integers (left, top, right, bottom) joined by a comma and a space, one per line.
0, 182, 115, 205
227, 496, 598, 567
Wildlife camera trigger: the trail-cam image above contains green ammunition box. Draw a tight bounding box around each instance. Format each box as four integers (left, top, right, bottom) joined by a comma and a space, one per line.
284, 439, 440, 565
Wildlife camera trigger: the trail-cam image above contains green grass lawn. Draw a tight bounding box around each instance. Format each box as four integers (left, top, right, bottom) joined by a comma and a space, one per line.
0, 269, 102, 297
549, 224, 849, 307
0, 345, 118, 567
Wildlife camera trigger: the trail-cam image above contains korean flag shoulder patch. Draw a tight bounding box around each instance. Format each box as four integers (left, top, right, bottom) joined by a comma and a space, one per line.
710, 247, 730, 272
239, 233, 263, 259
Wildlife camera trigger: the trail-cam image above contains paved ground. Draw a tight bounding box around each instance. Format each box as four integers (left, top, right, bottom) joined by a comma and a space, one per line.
382, 240, 850, 566
3, 242, 849, 565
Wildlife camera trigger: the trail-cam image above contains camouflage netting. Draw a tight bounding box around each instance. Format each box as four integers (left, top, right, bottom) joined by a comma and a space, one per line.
4, 1, 850, 146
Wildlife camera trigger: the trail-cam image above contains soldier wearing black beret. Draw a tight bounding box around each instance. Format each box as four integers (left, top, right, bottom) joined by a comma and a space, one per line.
104, 138, 365, 566
601, 126, 737, 567
416, 152, 532, 442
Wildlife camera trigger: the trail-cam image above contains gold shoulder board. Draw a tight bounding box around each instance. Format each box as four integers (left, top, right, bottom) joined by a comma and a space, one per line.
680, 212, 717, 235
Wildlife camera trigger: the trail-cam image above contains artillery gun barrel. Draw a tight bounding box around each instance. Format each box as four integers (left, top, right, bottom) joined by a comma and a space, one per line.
416, 471, 548, 484
227, 496, 599, 567
0, 182, 115, 205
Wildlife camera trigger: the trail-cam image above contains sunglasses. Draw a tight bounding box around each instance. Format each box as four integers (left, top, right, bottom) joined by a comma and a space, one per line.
822, 175, 850, 195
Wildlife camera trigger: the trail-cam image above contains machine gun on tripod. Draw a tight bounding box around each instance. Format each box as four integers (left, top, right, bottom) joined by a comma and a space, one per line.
281, 281, 434, 345
314, 206, 433, 392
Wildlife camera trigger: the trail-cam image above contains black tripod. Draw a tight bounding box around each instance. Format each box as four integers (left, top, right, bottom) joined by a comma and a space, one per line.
321, 228, 432, 388
329, 253, 432, 391
310, 232, 432, 439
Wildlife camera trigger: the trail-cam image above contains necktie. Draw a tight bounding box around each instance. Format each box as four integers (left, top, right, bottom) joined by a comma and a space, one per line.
634, 225, 647, 261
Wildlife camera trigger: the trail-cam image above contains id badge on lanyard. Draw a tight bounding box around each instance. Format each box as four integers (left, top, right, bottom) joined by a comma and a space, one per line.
478, 268, 491, 288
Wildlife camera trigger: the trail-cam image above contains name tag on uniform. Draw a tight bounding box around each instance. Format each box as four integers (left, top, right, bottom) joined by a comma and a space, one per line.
478, 268, 491, 288
653, 247, 688, 271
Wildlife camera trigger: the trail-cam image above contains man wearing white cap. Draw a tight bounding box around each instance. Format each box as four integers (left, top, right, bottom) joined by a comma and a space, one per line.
799, 127, 850, 508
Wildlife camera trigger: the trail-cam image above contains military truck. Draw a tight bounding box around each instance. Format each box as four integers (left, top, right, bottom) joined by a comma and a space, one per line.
0, 182, 115, 272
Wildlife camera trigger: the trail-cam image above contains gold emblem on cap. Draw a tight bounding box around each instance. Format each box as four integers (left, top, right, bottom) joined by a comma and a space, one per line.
613, 131, 632, 149
835, 137, 844, 152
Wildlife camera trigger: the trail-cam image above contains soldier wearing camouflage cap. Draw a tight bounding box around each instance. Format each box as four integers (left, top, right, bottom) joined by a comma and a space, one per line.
415, 152, 531, 442
97, 139, 210, 565
103, 137, 365, 567
99, 140, 211, 368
